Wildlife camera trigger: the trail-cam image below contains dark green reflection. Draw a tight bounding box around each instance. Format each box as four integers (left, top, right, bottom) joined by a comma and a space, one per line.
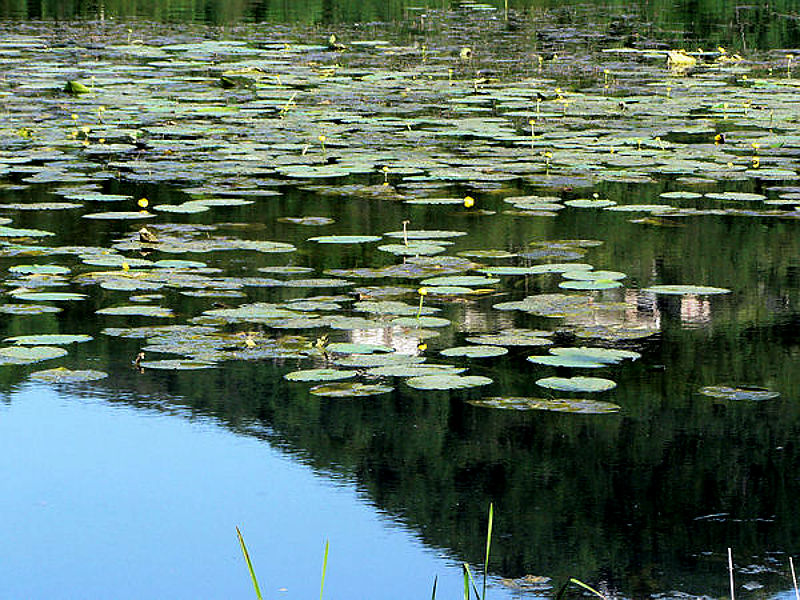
0, 1, 798, 49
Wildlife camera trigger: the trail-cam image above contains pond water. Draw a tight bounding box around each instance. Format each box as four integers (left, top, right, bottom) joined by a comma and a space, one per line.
1, 1, 800, 599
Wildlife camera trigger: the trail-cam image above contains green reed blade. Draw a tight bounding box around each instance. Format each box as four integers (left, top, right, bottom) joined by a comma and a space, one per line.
320, 539, 329, 600
569, 578, 605, 599
236, 526, 264, 600
483, 502, 493, 600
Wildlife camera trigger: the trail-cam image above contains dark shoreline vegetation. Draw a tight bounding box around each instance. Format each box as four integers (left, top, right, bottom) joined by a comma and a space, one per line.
1, 1, 800, 598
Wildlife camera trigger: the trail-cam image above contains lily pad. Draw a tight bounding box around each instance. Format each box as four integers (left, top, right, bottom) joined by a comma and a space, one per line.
284, 368, 358, 382
643, 285, 731, 295
0, 345, 68, 365
536, 376, 617, 392
308, 235, 381, 244
469, 396, 621, 413
366, 364, 466, 378
698, 385, 780, 401
5, 334, 93, 345
29, 368, 109, 383
309, 382, 394, 397
97, 306, 175, 318
406, 374, 493, 390
440, 345, 508, 358
11, 292, 86, 301
139, 360, 216, 370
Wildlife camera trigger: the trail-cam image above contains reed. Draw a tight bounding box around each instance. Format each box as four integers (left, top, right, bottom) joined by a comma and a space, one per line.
236, 526, 264, 600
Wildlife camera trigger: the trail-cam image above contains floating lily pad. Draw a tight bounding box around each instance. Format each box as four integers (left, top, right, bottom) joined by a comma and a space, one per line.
9, 264, 70, 275
559, 279, 624, 290
11, 292, 86, 301
562, 270, 627, 281
326, 343, 394, 354
406, 374, 493, 390
139, 360, 216, 370
97, 305, 175, 317
420, 275, 500, 287
469, 396, 621, 413
278, 216, 335, 226
29, 368, 109, 383
366, 364, 466, 378
643, 285, 731, 295
465, 329, 554, 346
309, 382, 394, 397
0, 303, 62, 315
335, 353, 425, 368
699, 385, 780, 401
83, 211, 156, 220
536, 376, 617, 392
284, 368, 358, 382
308, 235, 381, 244
0, 345, 68, 365
5, 334, 92, 345
440, 345, 508, 358
0, 226, 54, 237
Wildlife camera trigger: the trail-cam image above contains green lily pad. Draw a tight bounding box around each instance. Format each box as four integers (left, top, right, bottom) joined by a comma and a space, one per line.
29, 368, 109, 383
309, 382, 394, 397
11, 292, 87, 301
643, 285, 731, 295
469, 396, 621, 413
97, 305, 175, 318
559, 280, 624, 290
0, 226, 54, 238
5, 334, 93, 345
698, 385, 780, 401
384, 229, 467, 240
406, 374, 493, 390
420, 275, 500, 287
440, 345, 508, 358
335, 353, 425, 368
536, 376, 617, 392
284, 368, 358, 382
9, 264, 71, 275
327, 343, 394, 354
465, 329, 554, 347
139, 359, 216, 370
0, 304, 62, 315
0, 345, 68, 365
82, 211, 156, 220
278, 216, 335, 226
365, 364, 466, 378
308, 235, 381, 244
562, 270, 627, 281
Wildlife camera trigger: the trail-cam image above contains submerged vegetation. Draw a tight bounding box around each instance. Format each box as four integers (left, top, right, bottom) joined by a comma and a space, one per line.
1, 1, 800, 598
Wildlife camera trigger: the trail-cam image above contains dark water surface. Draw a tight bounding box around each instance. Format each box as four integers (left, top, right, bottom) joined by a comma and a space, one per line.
1, 2, 800, 599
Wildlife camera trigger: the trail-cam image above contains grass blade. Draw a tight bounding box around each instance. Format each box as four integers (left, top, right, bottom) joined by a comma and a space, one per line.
431, 575, 438, 600
319, 539, 330, 600
483, 502, 493, 600
463, 563, 481, 599
728, 547, 735, 600
463, 563, 470, 600
790, 557, 799, 600
569, 578, 605, 599
236, 526, 264, 600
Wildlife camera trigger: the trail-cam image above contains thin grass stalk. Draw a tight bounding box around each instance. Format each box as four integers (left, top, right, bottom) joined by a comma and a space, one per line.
482, 503, 493, 600
236, 527, 264, 600
463, 564, 470, 600
569, 578, 605, 599
790, 557, 799, 600
728, 547, 735, 600
431, 575, 438, 600
320, 539, 330, 600
463, 563, 481, 599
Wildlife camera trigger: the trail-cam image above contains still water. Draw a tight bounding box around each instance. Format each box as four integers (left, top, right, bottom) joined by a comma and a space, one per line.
0, 1, 799, 598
